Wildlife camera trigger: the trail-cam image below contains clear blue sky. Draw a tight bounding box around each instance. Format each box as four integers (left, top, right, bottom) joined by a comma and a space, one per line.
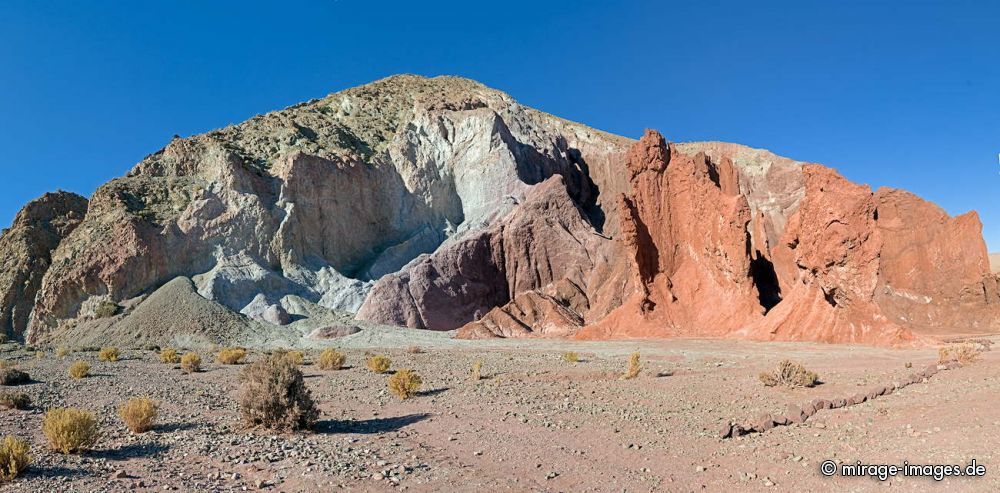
2, 1, 998, 249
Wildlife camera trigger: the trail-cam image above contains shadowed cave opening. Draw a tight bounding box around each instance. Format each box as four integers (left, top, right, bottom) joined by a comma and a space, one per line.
749, 250, 782, 313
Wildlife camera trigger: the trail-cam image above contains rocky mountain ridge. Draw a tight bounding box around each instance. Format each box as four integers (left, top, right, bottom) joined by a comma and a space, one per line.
1, 75, 997, 347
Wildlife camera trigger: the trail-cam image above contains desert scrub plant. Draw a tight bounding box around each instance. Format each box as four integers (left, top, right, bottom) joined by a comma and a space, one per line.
34, 351, 44, 360
0, 392, 30, 410
68, 361, 89, 379
119, 397, 158, 433
98, 347, 120, 362
0, 436, 30, 481
0, 368, 29, 386
284, 350, 305, 366
470, 360, 483, 381
56, 346, 70, 358
93, 300, 119, 318
406, 345, 424, 354
316, 349, 346, 371
622, 352, 641, 379
237, 354, 318, 431
366, 355, 391, 374
159, 347, 181, 364
217, 347, 247, 365
562, 352, 580, 363
938, 343, 980, 365
759, 360, 819, 388
181, 353, 201, 374
388, 369, 423, 400
42, 408, 99, 454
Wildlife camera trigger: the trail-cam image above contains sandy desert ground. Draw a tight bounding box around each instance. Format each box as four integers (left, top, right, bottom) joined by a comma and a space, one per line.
1, 329, 997, 493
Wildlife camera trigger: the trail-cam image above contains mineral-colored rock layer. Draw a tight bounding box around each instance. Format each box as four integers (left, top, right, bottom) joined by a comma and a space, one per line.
1, 75, 996, 346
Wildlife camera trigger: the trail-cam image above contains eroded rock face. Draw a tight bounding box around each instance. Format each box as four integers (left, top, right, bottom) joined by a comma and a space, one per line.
21, 75, 630, 344
872, 189, 1000, 334
0, 192, 88, 339
3, 75, 996, 346
360, 175, 603, 335
576, 131, 765, 339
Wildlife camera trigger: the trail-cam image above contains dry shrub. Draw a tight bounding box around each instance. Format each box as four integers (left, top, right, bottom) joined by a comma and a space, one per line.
68, 361, 89, 380
34, 351, 44, 360
622, 352, 641, 379
56, 347, 69, 358
119, 397, 158, 433
366, 355, 391, 374
181, 353, 201, 374
0, 392, 31, 410
562, 352, 580, 363
0, 361, 10, 370
273, 349, 305, 366
159, 348, 181, 364
406, 346, 424, 354
470, 360, 483, 381
759, 360, 819, 388
316, 349, 346, 371
217, 348, 247, 365
938, 343, 980, 365
42, 408, 99, 454
0, 369, 28, 386
284, 350, 305, 366
98, 347, 120, 362
388, 369, 423, 400
0, 436, 30, 481
237, 355, 318, 431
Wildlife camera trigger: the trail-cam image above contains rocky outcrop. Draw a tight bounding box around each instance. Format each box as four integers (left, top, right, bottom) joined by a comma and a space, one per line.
360, 175, 603, 335
20, 75, 630, 344
575, 131, 764, 339
742, 165, 914, 344
2, 75, 996, 346
0, 192, 88, 339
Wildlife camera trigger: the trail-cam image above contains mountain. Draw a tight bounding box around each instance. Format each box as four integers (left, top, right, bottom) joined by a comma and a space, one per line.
1, 75, 997, 347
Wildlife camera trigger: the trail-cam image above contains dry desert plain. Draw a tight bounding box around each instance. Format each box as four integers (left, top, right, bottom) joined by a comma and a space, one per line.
1, 328, 997, 492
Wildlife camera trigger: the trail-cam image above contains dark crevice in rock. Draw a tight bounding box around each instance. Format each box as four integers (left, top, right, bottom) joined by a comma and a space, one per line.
749, 249, 782, 313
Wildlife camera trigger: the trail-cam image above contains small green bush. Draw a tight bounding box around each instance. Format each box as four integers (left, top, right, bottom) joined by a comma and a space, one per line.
622, 352, 641, 380
0, 392, 31, 410
316, 349, 346, 371
98, 347, 120, 362
159, 348, 180, 364
366, 355, 391, 374
181, 353, 201, 374
388, 369, 423, 400
759, 360, 819, 388
42, 408, 99, 454
217, 348, 247, 365
238, 355, 318, 431
68, 361, 89, 379
0, 436, 30, 481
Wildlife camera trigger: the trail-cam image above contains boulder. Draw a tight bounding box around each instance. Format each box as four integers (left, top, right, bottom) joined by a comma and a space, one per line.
308, 325, 361, 339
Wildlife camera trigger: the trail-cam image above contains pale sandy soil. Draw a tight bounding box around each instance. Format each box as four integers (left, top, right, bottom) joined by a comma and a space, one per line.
990, 253, 999, 274
1, 333, 998, 492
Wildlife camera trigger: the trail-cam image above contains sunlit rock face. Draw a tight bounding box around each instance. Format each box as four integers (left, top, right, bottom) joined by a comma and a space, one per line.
2, 75, 994, 346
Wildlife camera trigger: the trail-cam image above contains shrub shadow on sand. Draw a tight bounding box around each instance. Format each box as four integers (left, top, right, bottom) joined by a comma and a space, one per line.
315, 413, 430, 434
90, 441, 170, 461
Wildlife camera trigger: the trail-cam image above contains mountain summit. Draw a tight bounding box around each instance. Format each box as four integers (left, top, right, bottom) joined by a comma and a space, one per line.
2, 75, 997, 346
